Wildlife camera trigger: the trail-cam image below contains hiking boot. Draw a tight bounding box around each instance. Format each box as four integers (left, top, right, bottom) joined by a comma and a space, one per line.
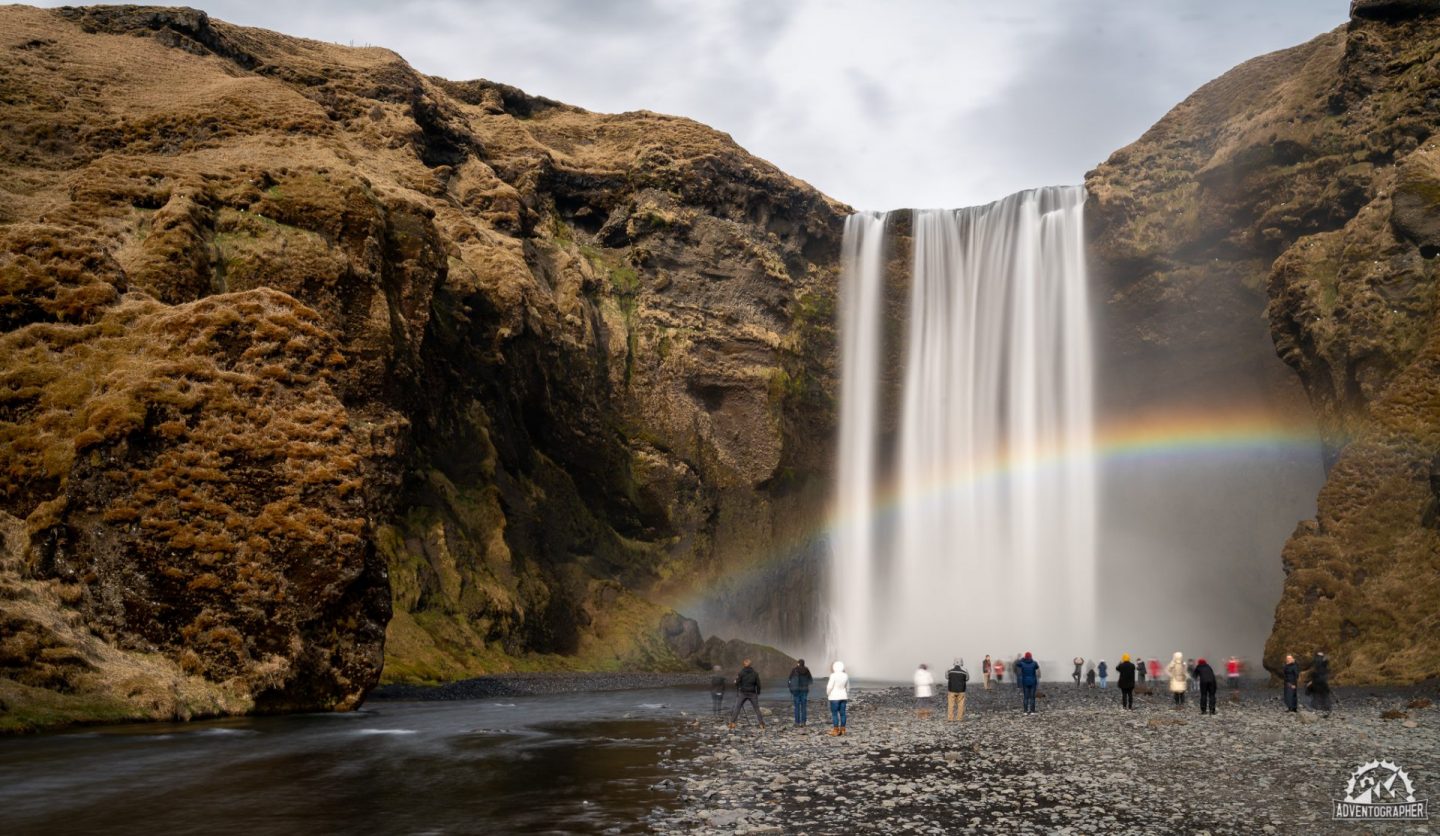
838, 726, 847, 736
827, 726, 839, 736
727, 722, 736, 730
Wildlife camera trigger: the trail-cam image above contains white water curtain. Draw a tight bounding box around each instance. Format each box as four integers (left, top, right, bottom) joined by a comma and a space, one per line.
830, 187, 1095, 678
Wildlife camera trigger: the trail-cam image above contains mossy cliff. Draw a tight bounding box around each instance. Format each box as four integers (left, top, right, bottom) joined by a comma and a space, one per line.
0, 5, 844, 730
1087, 0, 1440, 684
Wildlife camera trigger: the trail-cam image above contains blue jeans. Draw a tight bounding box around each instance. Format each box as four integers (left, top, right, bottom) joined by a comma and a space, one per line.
829, 699, 847, 727
1022, 684, 1037, 713
1099, 677, 1107, 689
791, 690, 809, 724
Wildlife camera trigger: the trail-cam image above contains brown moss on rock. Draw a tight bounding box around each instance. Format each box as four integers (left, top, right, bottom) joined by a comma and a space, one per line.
0, 3, 845, 727
1088, 6, 1440, 684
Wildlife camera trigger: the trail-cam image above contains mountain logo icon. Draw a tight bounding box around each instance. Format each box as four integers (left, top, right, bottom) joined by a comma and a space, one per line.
1334, 760, 1428, 821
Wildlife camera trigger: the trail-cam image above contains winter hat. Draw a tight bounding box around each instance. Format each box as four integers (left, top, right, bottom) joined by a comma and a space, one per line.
1196, 658, 1207, 666
1024, 652, 1032, 660
1121, 653, 1130, 662
956, 657, 964, 666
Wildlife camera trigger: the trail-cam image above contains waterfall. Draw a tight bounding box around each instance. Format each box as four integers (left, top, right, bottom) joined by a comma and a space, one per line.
829, 186, 1095, 679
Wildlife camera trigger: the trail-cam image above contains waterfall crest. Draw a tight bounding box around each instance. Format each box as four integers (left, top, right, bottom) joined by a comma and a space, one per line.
830, 186, 1095, 678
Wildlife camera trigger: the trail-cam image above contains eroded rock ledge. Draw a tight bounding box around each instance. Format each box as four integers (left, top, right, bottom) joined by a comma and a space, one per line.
0, 5, 844, 730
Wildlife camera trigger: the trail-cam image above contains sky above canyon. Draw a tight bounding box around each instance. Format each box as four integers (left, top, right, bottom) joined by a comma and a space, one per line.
48, 1, 1351, 209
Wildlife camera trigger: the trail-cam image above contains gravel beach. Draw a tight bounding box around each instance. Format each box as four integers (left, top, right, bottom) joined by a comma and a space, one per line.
644, 680, 1440, 835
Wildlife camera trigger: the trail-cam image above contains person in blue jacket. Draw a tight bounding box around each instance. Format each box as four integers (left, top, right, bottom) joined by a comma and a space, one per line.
1015, 652, 1041, 714
787, 659, 814, 726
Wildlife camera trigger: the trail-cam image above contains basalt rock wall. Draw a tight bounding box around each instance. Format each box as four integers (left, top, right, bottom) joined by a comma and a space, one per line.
0, 5, 843, 730
1087, 0, 1440, 683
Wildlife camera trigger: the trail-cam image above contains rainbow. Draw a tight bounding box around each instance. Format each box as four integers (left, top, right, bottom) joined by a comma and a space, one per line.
668, 405, 1326, 612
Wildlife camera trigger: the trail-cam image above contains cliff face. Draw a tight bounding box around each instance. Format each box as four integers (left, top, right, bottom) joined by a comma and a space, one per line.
0, 5, 843, 729
1087, 0, 1440, 683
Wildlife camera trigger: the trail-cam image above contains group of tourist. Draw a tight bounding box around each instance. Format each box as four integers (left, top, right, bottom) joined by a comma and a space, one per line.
717, 658, 851, 735
714, 649, 1334, 733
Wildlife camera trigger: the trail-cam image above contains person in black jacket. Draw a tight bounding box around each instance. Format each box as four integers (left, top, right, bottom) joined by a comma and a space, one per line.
1194, 658, 1218, 715
946, 658, 969, 721
787, 659, 813, 726
1282, 654, 1299, 712
729, 659, 764, 728
1308, 651, 1331, 714
1115, 654, 1137, 709
710, 664, 726, 716
1136, 653, 1146, 684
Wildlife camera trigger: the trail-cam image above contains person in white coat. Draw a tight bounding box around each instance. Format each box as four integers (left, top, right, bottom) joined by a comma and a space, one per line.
826, 661, 850, 736
1167, 651, 1188, 708
913, 663, 936, 719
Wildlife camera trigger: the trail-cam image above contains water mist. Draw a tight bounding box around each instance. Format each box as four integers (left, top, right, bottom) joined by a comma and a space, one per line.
830, 187, 1094, 679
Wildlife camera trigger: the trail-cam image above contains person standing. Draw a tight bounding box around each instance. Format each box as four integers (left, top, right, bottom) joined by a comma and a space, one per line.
993, 657, 1005, 685
1187, 658, 1198, 693
1194, 658, 1218, 715
710, 664, 726, 716
728, 659, 764, 729
982, 655, 992, 690
826, 661, 850, 736
913, 663, 936, 719
1148, 657, 1162, 684
1226, 656, 1241, 690
1282, 654, 1299, 712
1308, 651, 1331, 714
946, 658, 969, 721
1014, 654, 1024, 690
1097, 659, 1108, 689
1016, 652, 1040, 714
1167, 652, 1187, 708
1116, 654, 1136, 709
1136, 655, 1146, 684
787, 659, 813, 726
1072, 656, 1084, 688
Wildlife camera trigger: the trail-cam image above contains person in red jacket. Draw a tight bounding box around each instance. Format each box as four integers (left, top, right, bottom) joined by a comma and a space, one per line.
1225, 656, 1241, 689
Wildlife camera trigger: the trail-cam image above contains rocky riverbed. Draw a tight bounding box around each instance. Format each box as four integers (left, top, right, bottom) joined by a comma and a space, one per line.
644, 681, 1440, 834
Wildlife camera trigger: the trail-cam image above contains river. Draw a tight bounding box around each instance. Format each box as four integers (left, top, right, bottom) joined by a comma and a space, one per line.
0, 685, 730, 835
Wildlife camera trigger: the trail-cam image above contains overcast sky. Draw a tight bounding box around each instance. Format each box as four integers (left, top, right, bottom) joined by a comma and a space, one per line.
44, 1, 1350, 209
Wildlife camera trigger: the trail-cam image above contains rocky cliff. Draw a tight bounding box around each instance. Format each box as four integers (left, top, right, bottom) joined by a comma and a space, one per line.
1087, 0, 1440, 683
0, 5, 844, 730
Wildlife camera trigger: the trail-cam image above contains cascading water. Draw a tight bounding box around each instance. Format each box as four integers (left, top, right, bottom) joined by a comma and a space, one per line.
830, 186, 1095, 679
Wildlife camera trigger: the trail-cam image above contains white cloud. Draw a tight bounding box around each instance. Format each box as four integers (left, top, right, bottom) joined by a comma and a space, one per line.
33, 0, 1349, 209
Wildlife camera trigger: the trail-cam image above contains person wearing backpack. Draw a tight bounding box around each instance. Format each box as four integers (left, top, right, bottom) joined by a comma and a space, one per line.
728, 659, 764, 729
946, 658, 969, 721
787, 659, 813, 726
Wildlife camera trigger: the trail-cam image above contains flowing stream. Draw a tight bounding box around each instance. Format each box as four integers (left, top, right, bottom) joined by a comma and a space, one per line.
0, 687, 713, 835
